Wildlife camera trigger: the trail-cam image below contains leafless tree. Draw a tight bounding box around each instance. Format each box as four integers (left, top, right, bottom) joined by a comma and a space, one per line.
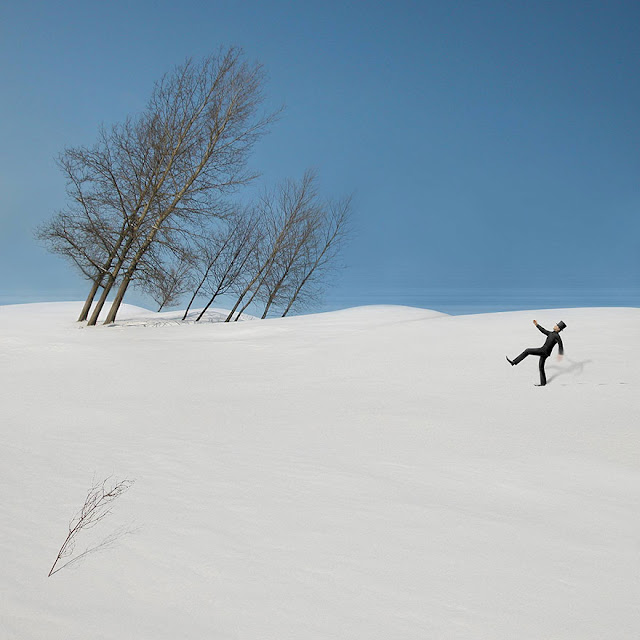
224, 170, 320, 321
185, 207, 261, 321
141, 246, 195, 312
35, 145, 133, 322
48, 477, 134, 577
257, 172, 324, 318
222, 208, 272, 322
99, 50, 275, 325
39, 47, 277, 325
222, 171, 351, 320
280, 195, 352, 317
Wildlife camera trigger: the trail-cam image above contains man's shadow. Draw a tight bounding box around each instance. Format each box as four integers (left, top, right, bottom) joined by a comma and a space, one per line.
546, 357, 592, 384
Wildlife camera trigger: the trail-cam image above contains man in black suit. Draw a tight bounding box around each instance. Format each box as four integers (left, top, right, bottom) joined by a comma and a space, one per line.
507, 320, 566, 386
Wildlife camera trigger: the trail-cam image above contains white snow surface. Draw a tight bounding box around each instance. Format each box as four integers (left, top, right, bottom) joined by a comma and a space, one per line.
1, 301, 639, 639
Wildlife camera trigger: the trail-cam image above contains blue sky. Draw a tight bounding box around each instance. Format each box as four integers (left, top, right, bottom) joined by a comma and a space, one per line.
1, 0, 638, 314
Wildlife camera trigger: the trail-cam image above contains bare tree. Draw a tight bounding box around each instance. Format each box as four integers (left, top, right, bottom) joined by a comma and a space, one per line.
48, 477, 134, 577
280, 195, 352, 317
181, 224, 229, 320
35, 144, 134, 322
74, 122, 166, 323
257, 172, 323, 318
98, 50, 275, 325
39, 47, 277, 325
186, 207, 261, 321
38, 50, 354, 324
141, 247, 195, 312
224, 171, 319, 321
222, 207, 272, 322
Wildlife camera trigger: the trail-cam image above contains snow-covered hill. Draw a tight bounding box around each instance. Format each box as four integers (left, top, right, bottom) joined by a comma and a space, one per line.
1, 302, 638, 639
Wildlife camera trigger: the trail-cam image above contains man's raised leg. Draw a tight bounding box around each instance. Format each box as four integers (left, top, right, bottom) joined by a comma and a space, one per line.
512, 348, 535, 365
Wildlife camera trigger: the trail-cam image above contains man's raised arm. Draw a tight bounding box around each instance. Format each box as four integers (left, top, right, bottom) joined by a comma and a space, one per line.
533, 319, 550, 335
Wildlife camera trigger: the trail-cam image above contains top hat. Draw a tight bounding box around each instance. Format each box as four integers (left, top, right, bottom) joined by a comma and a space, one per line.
556, 321, 566, 331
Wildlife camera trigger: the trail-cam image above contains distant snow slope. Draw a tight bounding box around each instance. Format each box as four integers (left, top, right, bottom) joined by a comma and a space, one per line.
1, 302, 638, 639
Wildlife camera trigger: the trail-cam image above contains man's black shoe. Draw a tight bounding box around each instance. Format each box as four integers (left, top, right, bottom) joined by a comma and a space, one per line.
506, 356, 515, 366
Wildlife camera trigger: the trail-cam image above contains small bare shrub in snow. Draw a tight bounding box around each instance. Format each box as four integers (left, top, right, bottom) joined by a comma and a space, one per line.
48, 477, 134, 577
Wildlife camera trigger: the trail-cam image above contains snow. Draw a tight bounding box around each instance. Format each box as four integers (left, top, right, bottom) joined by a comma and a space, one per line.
1, 301, 639, 639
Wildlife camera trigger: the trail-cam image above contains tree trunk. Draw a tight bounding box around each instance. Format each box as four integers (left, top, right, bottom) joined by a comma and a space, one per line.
261, 293, 276, 319
79, 222, 131, 322
282, 269, 315, 317
103, 270, 132, 324
182, 277, 206, 321
195, 287, 222, 322
86, 228, 141, 326
260, 270, 290, 319
224, 262, 269, 322
77, 279, 102, 322
87, 275, 117, 326
87, 252, 131, 325
224, 288, 251, 322
224, 292, 246, 322
234, 284, 262, 321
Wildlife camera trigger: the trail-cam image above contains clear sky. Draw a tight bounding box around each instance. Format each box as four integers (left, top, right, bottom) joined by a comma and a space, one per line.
1, 0, 638, 314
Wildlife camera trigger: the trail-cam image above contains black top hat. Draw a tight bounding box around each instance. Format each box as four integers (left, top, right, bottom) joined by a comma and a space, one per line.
556, 321, 566, 331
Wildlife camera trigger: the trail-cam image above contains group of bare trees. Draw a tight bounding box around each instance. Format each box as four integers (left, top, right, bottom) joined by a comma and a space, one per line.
186, 170, 351, 322
37, 47, 351, 324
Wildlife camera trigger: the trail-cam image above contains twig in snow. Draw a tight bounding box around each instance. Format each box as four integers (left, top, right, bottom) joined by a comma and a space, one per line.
48, 477, 134, 577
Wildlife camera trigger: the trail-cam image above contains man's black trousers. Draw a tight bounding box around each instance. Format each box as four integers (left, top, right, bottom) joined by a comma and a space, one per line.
512, 348, 549, 385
